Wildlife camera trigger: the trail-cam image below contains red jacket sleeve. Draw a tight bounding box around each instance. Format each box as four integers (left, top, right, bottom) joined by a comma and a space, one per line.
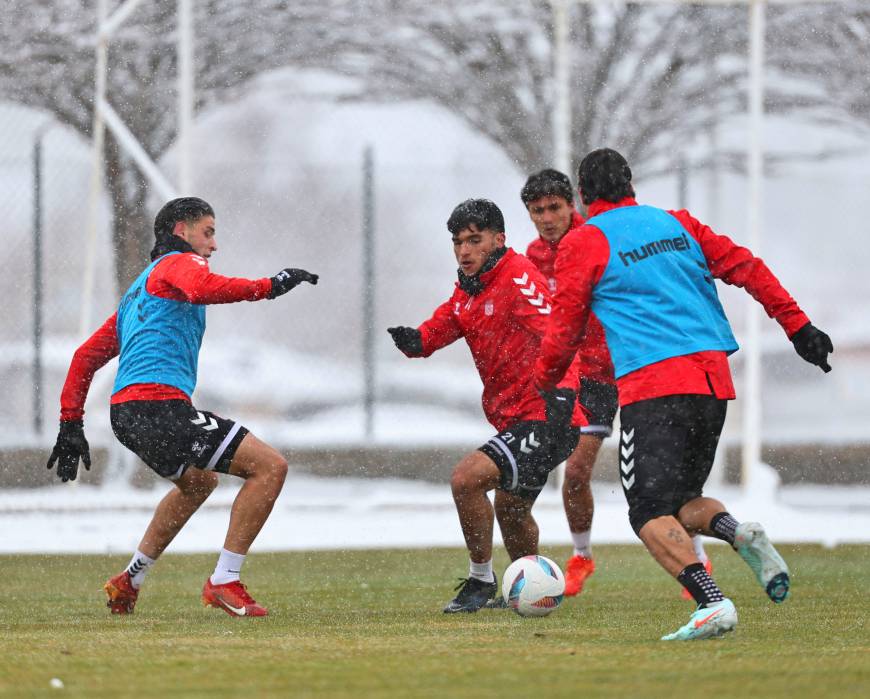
147, 253, 273, 304
534, 226, 610, 391
59, 313, 120, 421
417, 296, 464, 357
670, 210, 810, 337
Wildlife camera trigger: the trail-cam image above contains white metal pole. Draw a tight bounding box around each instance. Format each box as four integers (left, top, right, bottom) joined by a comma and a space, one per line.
100, 100, 179, 201
741, 0, 765, 491
178, 0, 194, 193
80, 0, 109, 339
552, 0, 572, 175
99, 0, 148, 39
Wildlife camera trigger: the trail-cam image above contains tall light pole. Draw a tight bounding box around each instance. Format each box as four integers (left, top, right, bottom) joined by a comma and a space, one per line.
551, 0, 574, 176
741, 0, 766, 490
362, 146, 376, 439
32, 122, 54, 436
178, 0, 194, 193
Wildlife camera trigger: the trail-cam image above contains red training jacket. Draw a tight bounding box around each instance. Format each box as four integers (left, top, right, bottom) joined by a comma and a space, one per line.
526, 210, 615, 385
407, 248, 585, 432
535, 198, 811, 407
59, 253, 272, 421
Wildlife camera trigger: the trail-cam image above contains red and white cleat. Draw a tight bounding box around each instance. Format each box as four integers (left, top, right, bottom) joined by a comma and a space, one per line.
104, 571, 139, 615
564, 554, 595, 597
681, 558, 714, 601
202, 579, 268, 617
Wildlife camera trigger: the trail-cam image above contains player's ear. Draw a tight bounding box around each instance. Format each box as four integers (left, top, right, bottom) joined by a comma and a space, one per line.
173, 221, 188, 239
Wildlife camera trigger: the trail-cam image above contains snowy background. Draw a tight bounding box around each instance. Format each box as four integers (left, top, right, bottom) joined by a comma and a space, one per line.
0, 2, 868, 550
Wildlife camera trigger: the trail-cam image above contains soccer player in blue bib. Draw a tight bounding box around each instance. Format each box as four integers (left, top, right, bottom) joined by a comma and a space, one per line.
48, 197, 318, 617
535, 149, 833, 640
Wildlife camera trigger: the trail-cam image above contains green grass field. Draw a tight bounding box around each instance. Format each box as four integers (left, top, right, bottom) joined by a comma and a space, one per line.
2, 545, 868, 698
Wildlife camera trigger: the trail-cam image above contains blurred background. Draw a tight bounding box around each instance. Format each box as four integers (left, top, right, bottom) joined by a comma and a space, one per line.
0, 1, 867, 551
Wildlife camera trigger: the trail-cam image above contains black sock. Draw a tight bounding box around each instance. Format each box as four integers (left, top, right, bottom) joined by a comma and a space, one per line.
710, 512, 739, 545
677, 562, 725, 607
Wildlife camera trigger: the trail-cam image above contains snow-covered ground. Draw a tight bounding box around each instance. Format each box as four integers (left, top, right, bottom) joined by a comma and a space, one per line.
3, 472, 868, 554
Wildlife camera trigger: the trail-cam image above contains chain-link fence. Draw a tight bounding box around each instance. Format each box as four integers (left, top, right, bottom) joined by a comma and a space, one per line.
0, 103, 116, 451
1, 91, 868, 491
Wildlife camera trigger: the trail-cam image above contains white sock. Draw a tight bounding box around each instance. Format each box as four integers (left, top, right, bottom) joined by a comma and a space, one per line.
469, 559, 494, 583
571, 530, 592, 559
210, 548, 246, 585
125, 550, 156, 590
692, 535, 709, 563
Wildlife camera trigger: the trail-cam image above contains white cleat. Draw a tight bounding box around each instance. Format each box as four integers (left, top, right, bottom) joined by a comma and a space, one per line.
661, 599, 738, 641
734, 522, 790, 603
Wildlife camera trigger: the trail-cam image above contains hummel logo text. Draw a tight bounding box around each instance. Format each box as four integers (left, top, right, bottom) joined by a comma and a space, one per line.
618, 233, 691, 267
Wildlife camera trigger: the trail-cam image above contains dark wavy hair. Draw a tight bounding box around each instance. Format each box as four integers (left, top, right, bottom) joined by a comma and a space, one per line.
577, 149, 635, 205
446, 198, 505, 235
520, 168, 574, 206
150, 197, 214, 260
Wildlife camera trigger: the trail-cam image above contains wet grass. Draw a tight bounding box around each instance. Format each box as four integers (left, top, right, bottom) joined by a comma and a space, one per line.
1, 545, 867, 698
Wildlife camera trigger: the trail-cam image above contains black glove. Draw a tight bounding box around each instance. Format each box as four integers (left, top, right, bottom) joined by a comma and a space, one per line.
47, 420, 91, 483
791, 323, 833, 373
387, 326, 423, 356
540, 388, 576, 436
268, 268, 318, 299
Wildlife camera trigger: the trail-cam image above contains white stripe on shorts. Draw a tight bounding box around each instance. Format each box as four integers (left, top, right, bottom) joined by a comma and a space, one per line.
205, 422, 242, 472
168, 463, 186, 481
580, 424, 612, 437
488, 436, 518, 491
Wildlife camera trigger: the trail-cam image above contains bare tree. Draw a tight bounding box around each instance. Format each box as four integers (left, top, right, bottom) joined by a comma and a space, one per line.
768, 1, 870, 138
1, 0, 851, 298
0, 0, 344, 292
318, 1, 753, 179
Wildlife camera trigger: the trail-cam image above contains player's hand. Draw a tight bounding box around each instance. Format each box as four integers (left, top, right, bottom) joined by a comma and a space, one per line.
791, 323, 833, 373
47, 420, 91, 483
387, 326, 423, 356
539, 388, 576, 436
268, 268, 319, 298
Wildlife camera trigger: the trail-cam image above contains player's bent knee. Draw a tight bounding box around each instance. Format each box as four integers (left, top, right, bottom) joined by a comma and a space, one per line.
450, 453, 497, 496
256, 454, 288, 485
450, 469, 475, 497
272, 457, 289, 483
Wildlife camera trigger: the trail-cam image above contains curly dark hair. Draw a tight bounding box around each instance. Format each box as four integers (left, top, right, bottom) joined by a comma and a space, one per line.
446, 198, 505, 235
520, 169, 574, 206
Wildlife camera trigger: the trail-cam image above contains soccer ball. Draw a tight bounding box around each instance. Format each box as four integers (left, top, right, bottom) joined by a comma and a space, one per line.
502, 555, 565, 617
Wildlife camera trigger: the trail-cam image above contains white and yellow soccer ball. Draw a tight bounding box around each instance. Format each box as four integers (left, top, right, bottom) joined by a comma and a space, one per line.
502, 555, 566, 617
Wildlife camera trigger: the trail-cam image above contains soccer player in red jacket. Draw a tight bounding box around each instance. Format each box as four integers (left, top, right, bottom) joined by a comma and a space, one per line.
47, 197, 318, 617
522, 169, 713, 598
535, 149, 833, 640
388, 199, 585, 613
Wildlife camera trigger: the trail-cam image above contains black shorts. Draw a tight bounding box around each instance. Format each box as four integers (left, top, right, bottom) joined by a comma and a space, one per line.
110, 400, 249, 480
618, 394, 727, 534
578, 378, 618, 437
479, 421, 581, 501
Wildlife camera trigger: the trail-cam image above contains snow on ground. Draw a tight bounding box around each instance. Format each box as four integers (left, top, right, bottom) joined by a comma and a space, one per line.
3, 473, 868, 554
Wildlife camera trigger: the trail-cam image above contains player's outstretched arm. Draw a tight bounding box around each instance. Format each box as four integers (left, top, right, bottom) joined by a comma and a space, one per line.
790, 323, 834, 373
47, 420, 91, 483
268, 268, 319, 299
154, 255, 316, 304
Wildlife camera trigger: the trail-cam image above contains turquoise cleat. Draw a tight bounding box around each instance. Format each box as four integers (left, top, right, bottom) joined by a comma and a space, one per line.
661, 599, 738, 641
734, 522, 790, 603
